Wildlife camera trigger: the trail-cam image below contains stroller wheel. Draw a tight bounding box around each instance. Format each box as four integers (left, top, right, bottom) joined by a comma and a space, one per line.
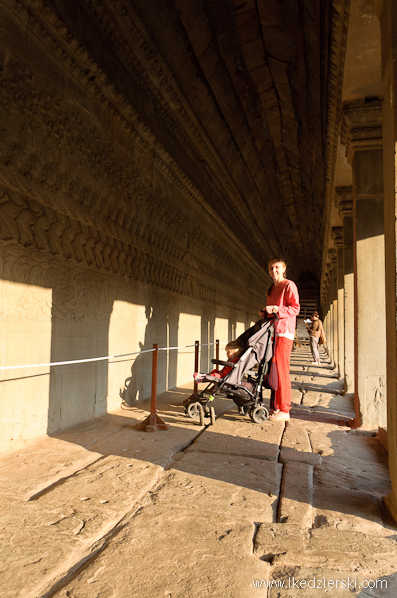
199, 404, 205, 426
209, 405, 216, 425
250, 405, 269, 424
186, 401, 204, 420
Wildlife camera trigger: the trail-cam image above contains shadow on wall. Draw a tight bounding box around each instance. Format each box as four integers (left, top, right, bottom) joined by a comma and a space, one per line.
121, 304, 240, 406
0, 243, 253, 446
122, 303, 176, 404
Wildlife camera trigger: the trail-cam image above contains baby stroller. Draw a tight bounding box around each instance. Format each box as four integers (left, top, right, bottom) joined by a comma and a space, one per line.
184, 318, 277, 425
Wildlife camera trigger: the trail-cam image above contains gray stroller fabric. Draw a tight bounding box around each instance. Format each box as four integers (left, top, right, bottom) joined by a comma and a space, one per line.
225, 318, 273, 386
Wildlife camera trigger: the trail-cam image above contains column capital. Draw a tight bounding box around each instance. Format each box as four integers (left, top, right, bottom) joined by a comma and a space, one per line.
331, 226, 344, 248
335, 186, 353, 217
340, 99, 383, 164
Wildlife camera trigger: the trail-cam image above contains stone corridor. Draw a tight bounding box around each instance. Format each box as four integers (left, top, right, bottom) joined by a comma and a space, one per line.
1, 345, 396, 598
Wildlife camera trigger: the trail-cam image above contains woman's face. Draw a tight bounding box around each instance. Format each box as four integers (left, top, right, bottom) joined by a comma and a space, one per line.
268, 260, 286, 283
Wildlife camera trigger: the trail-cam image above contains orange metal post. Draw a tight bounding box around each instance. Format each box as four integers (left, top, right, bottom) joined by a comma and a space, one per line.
135, 344, 170, 432
194, 340, 199, 393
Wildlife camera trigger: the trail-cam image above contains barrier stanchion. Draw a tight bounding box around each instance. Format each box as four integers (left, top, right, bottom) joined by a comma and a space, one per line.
135, 344, 169, 432
215, 339, 220, 370
193, 340, 199, 393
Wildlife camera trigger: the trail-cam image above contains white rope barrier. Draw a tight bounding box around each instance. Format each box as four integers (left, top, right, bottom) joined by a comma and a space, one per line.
0, 342, 218, 371
158, 344, 196, 351
0, 349, 153, 371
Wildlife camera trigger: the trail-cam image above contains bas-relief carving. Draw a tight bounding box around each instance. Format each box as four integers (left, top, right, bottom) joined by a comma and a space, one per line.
0, 191, 260, 320
1, 2, 267, 319
0, 47, 261, 310
365, 375, 387, 428
12, 0, 269, 268
0, 245, 111, 323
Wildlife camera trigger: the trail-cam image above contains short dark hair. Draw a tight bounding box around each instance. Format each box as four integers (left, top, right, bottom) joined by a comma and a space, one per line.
268, 256, 287, 268
267, 257, 287, 295
225, 340, 244, 354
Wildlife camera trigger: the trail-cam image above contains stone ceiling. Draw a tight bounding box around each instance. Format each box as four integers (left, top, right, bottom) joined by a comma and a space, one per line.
43, 0, 349, 282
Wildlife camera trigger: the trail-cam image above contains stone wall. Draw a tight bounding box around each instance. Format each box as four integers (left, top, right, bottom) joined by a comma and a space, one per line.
0, 1, 268, 451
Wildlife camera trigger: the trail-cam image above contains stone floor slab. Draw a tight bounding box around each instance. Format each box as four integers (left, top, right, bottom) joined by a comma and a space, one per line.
279, 447, 321, 466
316, 393, 355, 417
1, 348, 396, 598
0, 399, 203, 500
0, 438, 102, 500
278, 462, 313, 526
301, 390, 320, 407
253, 523, 308, 560
51, 509, 269, 598
312, 485, 392, 535
154, 450, 283, 521
254, 524, 397, 577
0, 455, 162, 598
186, 411, 283, 461
281, 419, 312, 452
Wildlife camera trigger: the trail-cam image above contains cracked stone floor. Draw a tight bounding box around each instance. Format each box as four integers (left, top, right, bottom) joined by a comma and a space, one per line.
1, 345, 397, 597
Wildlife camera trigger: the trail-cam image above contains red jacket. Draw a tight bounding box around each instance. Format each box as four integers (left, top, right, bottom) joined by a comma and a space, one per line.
267, 279, 300, 336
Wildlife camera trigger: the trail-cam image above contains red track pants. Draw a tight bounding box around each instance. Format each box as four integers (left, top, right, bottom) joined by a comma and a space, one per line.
274, 336, 293, 413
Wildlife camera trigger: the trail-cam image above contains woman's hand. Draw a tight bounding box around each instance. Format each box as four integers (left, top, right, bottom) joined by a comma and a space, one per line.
265, 305, 279, 315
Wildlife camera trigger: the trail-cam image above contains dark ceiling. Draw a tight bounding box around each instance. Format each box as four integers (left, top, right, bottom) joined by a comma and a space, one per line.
49, 0, 332, 281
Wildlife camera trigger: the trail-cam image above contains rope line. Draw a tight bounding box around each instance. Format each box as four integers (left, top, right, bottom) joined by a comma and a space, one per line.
0, 342, 218, 371
158, 344, 196, 351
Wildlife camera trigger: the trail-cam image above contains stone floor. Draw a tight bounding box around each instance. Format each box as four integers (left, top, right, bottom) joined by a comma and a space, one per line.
1, 345, 397, 598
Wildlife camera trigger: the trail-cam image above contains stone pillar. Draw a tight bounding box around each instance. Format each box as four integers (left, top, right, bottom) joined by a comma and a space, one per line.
336, 188, 354, 394
329, 249, 338, 372
320, 287, 327, 351
332, 227, 345, 380
379, 0, 397, 524
323, 270, 333, 365
341, 101, 387, 429
320, 285, 327, 356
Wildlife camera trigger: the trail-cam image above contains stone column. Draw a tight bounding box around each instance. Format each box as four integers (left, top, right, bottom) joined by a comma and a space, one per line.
341, 101, 387, 429
320, 286, 327, 353
329, 249, 338, 372
323, 269, 332, 365
332, 227, 345, 380
379, 0, 397, 524
336, 188, 354, 394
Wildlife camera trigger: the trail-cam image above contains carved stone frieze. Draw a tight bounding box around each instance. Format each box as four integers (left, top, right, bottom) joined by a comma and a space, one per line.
0, 176, 262, 311
0, 0, 271, 320
0, 42, 265, 313
6, 0, 270, 268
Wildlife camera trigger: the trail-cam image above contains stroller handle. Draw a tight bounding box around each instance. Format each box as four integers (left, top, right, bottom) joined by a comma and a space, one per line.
211, 358, 235, 367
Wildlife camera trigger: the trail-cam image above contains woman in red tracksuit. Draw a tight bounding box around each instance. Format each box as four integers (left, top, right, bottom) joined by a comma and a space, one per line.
259, 257, 300, 420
